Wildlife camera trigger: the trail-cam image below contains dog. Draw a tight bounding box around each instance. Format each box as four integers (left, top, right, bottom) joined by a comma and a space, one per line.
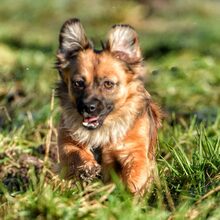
55, 18, 161, 195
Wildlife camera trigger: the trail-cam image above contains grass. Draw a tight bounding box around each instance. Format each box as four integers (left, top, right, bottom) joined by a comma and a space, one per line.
0, 0, 220, 219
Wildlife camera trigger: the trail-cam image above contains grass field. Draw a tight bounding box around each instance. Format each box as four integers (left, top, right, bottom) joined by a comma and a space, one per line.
0, 0, 220, 219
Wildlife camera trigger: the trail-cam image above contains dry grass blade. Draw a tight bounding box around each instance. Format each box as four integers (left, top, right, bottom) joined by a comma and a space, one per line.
99, 183, 115, 202
164, 179, 175, 212
195, 185, 220, 205
44, 89, 55, 162
82, 183, 115, 201
0, 106, 11, 121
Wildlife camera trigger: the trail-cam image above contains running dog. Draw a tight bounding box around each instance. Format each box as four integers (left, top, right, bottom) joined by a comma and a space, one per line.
55, 18, 161, 195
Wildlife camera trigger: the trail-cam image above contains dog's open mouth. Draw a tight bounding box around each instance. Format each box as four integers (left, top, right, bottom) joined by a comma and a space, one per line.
82, 116, 101, 129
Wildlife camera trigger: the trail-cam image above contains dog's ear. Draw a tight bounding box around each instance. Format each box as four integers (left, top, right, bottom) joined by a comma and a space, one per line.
106, 25, 142, 65
56, 18, 91, 73
59, 18, 90, 55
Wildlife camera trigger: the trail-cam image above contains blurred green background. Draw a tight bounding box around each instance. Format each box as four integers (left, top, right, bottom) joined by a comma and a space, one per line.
0, 1, 220, 219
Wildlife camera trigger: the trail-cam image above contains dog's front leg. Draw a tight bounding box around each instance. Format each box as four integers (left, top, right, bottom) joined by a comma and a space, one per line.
58, 129, 101, 182
119, 149, 155, 195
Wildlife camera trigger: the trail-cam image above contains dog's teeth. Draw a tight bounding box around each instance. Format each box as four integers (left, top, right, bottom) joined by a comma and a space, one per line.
82, 121, 99, 129
82, 121, 89, 127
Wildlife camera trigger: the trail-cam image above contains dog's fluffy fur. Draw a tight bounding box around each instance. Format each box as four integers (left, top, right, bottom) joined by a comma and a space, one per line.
55, 18, 161, 195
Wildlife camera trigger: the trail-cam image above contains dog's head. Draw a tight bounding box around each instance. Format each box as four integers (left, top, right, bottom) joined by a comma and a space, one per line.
56, 18, 145, 130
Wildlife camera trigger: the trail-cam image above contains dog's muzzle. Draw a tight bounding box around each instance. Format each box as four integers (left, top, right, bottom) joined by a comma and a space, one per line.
77, 97, 114, 129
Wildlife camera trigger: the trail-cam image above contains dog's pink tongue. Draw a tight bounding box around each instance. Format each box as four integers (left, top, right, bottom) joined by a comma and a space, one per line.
83, 116, 99, 123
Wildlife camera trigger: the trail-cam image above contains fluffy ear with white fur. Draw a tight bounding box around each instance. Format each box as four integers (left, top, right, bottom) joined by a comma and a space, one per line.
106, 24, 142, 65
56, 18, 91, 72
59, 18, 90, 54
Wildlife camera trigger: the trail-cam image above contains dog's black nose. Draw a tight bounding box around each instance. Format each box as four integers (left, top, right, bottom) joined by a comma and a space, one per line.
84, 100, 98, 113
88, 103, 96, 112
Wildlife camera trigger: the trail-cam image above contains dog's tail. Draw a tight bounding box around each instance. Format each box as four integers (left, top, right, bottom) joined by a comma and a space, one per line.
147, 101, 163, 160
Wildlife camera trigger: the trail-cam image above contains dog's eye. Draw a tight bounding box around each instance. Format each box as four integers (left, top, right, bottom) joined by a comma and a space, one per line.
103, 80, 115, 90
73, 80, 85, 89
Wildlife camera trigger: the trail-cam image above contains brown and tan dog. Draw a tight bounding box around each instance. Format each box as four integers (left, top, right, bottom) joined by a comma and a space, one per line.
55, 18, 161, 195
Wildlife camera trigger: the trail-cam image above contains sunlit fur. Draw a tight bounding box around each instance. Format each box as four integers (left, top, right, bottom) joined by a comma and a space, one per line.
56, 18, 162, 195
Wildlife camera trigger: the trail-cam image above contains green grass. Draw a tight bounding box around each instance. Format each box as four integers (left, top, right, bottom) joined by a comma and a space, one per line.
0, 0, 220, 219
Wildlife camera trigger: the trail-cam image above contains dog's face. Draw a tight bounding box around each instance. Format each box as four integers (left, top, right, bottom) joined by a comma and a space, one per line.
56, 19, 145, 130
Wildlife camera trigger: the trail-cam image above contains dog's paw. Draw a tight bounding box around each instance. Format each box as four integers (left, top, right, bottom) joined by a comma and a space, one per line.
77, 162, 101, 182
